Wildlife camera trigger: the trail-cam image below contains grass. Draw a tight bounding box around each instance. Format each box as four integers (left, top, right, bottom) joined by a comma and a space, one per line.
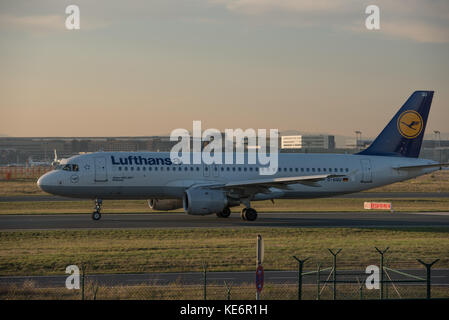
2, 281, 448, 300
1, 227, 448, 276
0, 197, 448, 215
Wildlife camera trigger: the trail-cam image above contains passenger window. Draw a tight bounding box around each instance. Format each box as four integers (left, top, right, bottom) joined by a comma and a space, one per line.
317, 168, 321, 172
136, 167, 140, 171
312, 168, 316, 172
124, 167, 128, 171
149, 167, 152, 171
301, 168, 304, 172
118, 167, 122, 171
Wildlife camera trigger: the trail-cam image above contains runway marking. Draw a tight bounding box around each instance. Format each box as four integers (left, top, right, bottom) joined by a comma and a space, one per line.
403, 212, 449, 216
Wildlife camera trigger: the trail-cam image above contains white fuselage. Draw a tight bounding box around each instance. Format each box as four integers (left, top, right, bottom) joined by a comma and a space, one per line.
37, 152, 438, 201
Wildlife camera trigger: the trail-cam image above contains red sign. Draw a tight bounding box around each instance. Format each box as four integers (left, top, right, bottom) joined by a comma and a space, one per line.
256, 264, 264, 292
364, 202, 392, 210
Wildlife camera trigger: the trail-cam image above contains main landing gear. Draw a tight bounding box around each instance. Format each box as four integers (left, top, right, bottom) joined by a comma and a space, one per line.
91, 199, 102, 221
241, 207, 258, 221
216, 207, 231, 218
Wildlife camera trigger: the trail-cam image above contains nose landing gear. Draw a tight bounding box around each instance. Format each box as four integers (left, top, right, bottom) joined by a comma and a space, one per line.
91, 199, 102, 221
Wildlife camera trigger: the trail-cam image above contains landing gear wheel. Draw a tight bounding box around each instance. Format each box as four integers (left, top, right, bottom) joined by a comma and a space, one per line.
92, 199, 102, 221
92, 211, 101, 221
243, 208, 258, 221
240, 208, 247, 221
216, 207, 231, 218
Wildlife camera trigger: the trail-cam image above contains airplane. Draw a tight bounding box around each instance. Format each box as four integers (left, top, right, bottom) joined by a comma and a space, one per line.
37, 91, 448, 221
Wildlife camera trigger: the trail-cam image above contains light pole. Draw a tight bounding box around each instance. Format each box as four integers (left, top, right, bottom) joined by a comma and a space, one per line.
434, 130, 441, 162
355, 131, 362, 152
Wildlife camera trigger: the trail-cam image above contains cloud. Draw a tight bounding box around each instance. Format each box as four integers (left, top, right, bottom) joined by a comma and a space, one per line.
0, 13, 108, 34
381, 21, 449, 44
0, 14, 64, 31
211, 0, 355, 15
209, 0, 449, 43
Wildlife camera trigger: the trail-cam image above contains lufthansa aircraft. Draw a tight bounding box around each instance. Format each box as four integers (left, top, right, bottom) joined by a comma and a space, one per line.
37, 91, 448, 221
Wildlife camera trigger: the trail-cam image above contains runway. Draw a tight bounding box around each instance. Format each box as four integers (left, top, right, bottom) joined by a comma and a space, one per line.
1, 269, 449, 287
1, 211, 449, 230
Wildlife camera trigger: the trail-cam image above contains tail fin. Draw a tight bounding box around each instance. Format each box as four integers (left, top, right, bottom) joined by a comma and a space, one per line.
357, 91, 434, 158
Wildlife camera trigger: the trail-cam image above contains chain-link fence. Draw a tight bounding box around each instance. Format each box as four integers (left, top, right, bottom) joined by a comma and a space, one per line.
1, 247, 447, 300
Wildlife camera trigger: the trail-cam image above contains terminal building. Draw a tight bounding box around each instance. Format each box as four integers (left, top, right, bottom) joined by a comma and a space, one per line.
281, 135, 335, 151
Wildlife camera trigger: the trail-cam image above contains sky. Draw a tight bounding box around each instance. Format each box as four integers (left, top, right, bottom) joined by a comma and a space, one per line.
0, 0, 448, 138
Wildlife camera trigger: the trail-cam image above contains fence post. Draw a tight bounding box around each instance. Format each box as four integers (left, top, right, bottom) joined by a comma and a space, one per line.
328, 249, 342, 300
81, 264, 86, 301
202, 262, 208, 300
224, 281, 232, 301
375, 247, 389, 300
292, 256, 309, 300
356, 277, 363, 300
316, 263, 321, 300
417, 259, 439, 299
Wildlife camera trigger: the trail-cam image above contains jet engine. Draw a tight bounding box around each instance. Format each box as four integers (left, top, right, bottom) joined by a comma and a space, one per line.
148, 199, 183, 211
183, 187, 229, 215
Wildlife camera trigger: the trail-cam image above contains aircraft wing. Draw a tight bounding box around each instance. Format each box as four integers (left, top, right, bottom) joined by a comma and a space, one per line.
208, 174, 345, 193
393, 163, 449, 170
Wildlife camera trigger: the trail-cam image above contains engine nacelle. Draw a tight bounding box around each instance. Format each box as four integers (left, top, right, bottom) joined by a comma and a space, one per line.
148, 199, 183, 211
183, 187, 228, 215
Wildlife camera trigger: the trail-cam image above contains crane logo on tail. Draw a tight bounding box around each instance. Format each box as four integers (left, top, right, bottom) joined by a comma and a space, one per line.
397, 110, 423, 139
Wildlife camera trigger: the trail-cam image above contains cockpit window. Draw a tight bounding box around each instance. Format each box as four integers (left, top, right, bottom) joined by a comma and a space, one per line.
62, 164, 79, 172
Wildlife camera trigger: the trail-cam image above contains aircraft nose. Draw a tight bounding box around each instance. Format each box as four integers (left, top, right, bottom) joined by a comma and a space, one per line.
37, 172, 56, 193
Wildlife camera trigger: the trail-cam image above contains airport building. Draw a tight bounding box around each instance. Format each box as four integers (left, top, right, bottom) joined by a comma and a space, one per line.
0, 134, 447, 165
281, 135, 335, 150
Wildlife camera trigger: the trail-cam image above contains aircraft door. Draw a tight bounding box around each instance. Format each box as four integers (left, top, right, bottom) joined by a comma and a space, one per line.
94, 157, 108, 182
212, 164, 219, 177
203, 164, 210, 177
360, 159, 372, 183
